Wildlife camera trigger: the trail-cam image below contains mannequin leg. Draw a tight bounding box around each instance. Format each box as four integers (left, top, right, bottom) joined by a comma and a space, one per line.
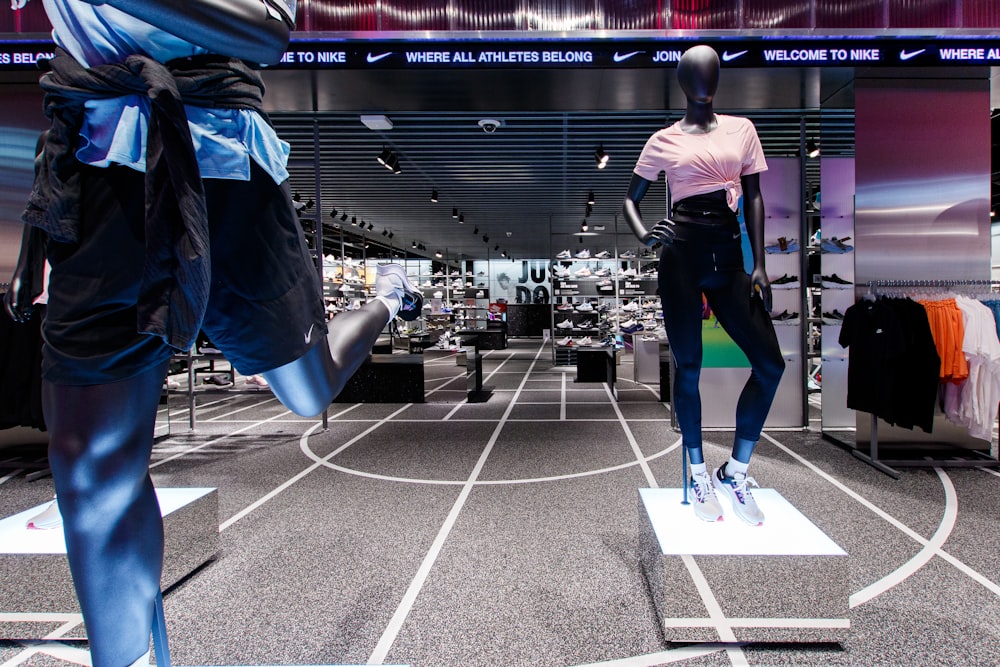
263, 301, 392, 417
44, 360, 170, 667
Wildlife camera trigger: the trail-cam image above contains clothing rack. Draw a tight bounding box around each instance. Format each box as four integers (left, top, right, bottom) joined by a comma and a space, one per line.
851, 280, 1000, 478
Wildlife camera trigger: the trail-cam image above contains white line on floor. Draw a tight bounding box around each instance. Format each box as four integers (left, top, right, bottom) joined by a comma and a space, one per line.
761, 432, 1000, 604
366, 340, 548, 665
570, 643, 732, 666
442, 350, 515, 420
219, 403, 414, 532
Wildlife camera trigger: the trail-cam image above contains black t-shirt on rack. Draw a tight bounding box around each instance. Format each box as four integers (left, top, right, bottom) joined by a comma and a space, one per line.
887, 298, 940, 433
839, 297, 906, 420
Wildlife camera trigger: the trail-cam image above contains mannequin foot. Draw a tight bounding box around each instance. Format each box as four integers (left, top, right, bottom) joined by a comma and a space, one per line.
690, 470, 724, 522
26, 498, 62, 530
375, 264, 423, 321
713, 465, 764, 526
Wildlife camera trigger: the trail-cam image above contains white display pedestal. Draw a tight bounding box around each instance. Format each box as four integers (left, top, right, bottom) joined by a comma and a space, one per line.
639, 488, 849, 643
0, 488, 219, 617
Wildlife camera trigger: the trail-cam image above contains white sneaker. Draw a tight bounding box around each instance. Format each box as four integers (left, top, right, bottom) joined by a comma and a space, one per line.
576, 336, 593, 346
556, 249, 572, 259
594, 250, 611, 259
713, 466, 764, 526
575, 249, 591, 259
576, 302, 594, 312
556, 336, 573, 346
556, 319, 574, 329
574, 267, 592, 277
691, 471, 724, 522
245, 374, 269, 388
552, 266, 571, 277
26, 499, 62, 530
375, 263, 423, 321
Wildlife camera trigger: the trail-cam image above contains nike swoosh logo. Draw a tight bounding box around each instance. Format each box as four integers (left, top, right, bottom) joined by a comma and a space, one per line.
304, 323, 315, 344
612, 50, 642, 63
899, 48, 925, 61
721, 50, 748, 62
366, 52, 393, 63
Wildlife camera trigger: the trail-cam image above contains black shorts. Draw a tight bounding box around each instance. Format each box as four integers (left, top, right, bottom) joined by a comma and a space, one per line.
42, 161, 327, 385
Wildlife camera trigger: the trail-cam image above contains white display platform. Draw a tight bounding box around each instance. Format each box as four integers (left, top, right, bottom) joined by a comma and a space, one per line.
639, 488, 849, 643
0, 488, 219, 619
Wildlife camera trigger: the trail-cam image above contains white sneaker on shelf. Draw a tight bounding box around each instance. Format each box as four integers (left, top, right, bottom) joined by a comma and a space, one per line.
556, 319, 574, 329
712, 466, 764, 526
594, 250, 611, 259
576, 302, 594, 312
574, 249, 591, 259
576, 336, 593, 346
691, 471, 724, 522
556, 336, 573, 346
245, 374, 270, 388
573, 267, 592, 277
556, 249, 572, 259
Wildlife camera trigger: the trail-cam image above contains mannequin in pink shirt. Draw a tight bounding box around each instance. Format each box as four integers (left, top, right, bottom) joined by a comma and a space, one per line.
623, 45, 784, 526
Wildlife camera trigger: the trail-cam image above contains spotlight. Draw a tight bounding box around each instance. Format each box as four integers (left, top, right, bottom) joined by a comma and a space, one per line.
435, 250, 443, 258
341, 212, 348, 222
473, 227, 479, 235
494, 244, 499, 251
329, 208, 338, 218
585, 203, 593, 217
452, 208, 459, 219
387, 153, 401, 174
594, 144, 609, 169
806, 139, 820, 158
412, 240, 417, 249
376, 145, 392, 167
388, 231, 394, 240
382, 229, 388, 237
581, 220, 588, 232
587, 190, 595, 205
483, 235, 489, 243
367, 222, 374, 231
351, 216, 357, 226
431, 189, 439, 203
458, 213, 464, 224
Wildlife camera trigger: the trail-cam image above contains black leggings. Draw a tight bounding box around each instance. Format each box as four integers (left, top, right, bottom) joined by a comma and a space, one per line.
658, 216, 785, 461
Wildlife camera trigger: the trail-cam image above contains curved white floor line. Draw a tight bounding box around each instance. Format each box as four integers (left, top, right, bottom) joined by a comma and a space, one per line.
569, 643, 730, 667
849, 467, 958, 607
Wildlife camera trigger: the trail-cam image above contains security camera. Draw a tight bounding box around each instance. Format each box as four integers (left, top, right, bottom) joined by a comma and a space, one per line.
478, 118, 502, 133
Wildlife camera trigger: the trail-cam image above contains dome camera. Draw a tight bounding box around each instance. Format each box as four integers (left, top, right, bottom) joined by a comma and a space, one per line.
478, 118, 502, 133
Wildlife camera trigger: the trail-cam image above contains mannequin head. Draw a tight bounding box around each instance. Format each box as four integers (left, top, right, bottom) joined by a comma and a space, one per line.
677, 45, 720, 104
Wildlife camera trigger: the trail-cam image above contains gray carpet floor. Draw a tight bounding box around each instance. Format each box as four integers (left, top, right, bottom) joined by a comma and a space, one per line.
1, 338, 999, 667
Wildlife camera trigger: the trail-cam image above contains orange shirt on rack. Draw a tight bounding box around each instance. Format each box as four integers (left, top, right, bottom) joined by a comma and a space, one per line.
918, 298, 969, 383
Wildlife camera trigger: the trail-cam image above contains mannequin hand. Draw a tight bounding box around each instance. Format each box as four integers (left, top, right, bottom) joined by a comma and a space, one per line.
3, 274, 35, 324
749, 266, 772, 312
10, 0, 30, 9
647, 218, 677, 247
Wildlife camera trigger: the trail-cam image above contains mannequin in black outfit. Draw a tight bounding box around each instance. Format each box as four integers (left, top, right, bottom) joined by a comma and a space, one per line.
622, 45, 784, 525
4, 1, 421, 665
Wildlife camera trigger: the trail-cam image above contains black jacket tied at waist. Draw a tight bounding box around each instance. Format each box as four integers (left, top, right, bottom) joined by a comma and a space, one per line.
23, 48, 268, 352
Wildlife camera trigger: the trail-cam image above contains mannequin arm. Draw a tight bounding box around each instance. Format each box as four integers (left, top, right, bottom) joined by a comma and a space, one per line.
623, 174, 675, 247
741, 172, 772, 312
80, 0, 292, 65
4, 224, 45, 324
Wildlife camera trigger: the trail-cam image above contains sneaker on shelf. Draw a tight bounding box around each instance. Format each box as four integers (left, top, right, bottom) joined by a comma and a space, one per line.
204, 374, 233, 388
199, 345, 222, 355
574, 249, 591, 259
475, 290, 485, 298
821, 310, 846, 324
556, 303, 575, 311
820, 273, 853, 288
596, 278, 613, 287
576, 336, 593, 346
245, 374, 270, 388
552, 265, 571, 278
164, 377, 181, 390
574, 267, 593, 278
556, 319, 575, 329
593, 268, 611, 277
713, 465, 764, 526
620, 267, 638, 278
450, 270, 460, 277
556, 336, 574, 346
577, 319, 595, 329
691, 471, 725, 522
621, 320, 645, 334
641, 266, 658, 277
421, 279, 433, 287
820, 236, 853, 254
376, 263, 423, 321
576, 302, 594, 312
433, 270, 444, 277
769, 310, 799, 324
432, 290, 444, 299
764, 237, 799, 254
621, 301, 640, 312
594, 250, 612, 259
555, 249, 572, 259
770, 274, 800, 289
620, 250, 637, 259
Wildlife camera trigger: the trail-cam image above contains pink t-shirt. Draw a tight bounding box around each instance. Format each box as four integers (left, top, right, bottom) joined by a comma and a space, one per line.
633, 114, 767, 212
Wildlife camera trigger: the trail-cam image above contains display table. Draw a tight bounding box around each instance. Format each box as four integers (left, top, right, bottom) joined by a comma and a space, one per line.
0, 488, 218, 617
638, 487, 849, 643
334, 354, 425, 403
575, 347, 617, 398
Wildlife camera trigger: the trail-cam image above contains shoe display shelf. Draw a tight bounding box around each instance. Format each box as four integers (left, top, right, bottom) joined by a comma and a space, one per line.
551, 250, 618, 366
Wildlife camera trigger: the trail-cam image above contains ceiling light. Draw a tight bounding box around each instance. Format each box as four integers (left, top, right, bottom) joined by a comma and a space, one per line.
382, 229, 388, 236
473, 227, 479, 235
585, 203, 593, 217
386, 153, 401, 174
806, 139, 820, 158
360, 114, 393, 130
435, 250, 443, 258
329, 208, 338, 218
483, 235, 489, 243
376, 145, 392, 167
458, 214, 464, 224
412, 240, 417, 249
367, 222, 374, 231
587, 190, 595, 205
388, 231, 394, 240
581, 220, 588, 232
494, 244, 499, 251
594, 145, 609, 169
341, 212, 348, 222
351, 216, 357, 226
452, 208, 459, 219
431, 189, 439, 203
